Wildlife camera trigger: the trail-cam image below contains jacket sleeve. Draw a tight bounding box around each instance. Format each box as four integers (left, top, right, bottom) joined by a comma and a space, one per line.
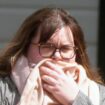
73, 84, 105, 105
73, 91, 93, 105
0, 76, 20, 105
99, 84, 105, 105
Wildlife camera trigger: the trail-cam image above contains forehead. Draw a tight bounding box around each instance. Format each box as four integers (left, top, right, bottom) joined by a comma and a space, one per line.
48, 26, 74, 45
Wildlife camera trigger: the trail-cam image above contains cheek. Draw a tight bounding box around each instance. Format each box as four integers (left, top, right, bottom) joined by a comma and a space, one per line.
27, 46, 43, 63
34, 51, 42, 58
31, 49, 43, 62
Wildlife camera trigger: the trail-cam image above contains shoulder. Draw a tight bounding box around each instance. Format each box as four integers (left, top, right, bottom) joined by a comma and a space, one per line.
0, 75, 18, 93
0, 75, 11, 86
98, 83, 105, 92
98, 83, 105, 105
73, 83, 105, 105
0, 75, 20, 105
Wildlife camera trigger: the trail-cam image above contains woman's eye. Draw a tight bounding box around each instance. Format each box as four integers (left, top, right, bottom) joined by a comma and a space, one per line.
61, 48, 70, 52
61, 46, 73, 51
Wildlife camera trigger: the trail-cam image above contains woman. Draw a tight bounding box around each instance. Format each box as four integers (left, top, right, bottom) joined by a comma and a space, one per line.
0, 7, 105, 105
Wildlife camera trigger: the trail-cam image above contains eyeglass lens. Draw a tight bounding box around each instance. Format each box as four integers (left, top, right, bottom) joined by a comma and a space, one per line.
39, 44, 75, 59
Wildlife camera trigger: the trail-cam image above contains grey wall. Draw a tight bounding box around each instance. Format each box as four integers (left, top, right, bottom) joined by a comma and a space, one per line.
0, 0, 99, 67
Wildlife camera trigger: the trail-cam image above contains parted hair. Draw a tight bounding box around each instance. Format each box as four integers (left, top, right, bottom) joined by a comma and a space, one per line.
0, 7, 102, 83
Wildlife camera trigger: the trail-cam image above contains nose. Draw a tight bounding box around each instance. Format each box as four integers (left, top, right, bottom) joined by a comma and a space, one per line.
52, 49, 62, 60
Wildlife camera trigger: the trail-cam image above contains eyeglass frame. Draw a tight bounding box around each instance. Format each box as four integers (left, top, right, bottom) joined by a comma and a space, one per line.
31, 42, 78, 59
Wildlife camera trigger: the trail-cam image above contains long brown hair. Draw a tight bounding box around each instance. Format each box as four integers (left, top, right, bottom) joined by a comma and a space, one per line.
0, 7, 102, 83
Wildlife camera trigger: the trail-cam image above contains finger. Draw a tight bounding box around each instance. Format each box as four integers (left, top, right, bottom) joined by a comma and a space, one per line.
64, 63, 85, 74
63, 63, 78, 72
42, 75, 57, 86
40, 66, 59, 79
57, 61, 77, 66
45, 61, 64, 74
43, 83, 57, 93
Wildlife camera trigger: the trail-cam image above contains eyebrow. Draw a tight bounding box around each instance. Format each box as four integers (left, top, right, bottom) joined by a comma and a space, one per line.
48, 35, 74, 46
45, 42, 74, 47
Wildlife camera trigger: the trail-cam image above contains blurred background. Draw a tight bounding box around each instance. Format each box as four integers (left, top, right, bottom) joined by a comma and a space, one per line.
0, 0, 105, 80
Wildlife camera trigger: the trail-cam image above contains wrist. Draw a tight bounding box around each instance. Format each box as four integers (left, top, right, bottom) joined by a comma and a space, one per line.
66, 88, 80, 105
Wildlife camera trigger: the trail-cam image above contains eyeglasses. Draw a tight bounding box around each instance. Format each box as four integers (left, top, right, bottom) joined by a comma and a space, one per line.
31, 42, 77, 59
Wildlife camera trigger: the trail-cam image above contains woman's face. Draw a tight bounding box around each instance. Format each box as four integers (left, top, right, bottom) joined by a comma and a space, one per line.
26, 26, 76, 64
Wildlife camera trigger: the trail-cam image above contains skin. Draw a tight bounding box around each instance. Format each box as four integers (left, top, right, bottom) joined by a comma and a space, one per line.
27, 26, 81, 105
27, 26, 75, 64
